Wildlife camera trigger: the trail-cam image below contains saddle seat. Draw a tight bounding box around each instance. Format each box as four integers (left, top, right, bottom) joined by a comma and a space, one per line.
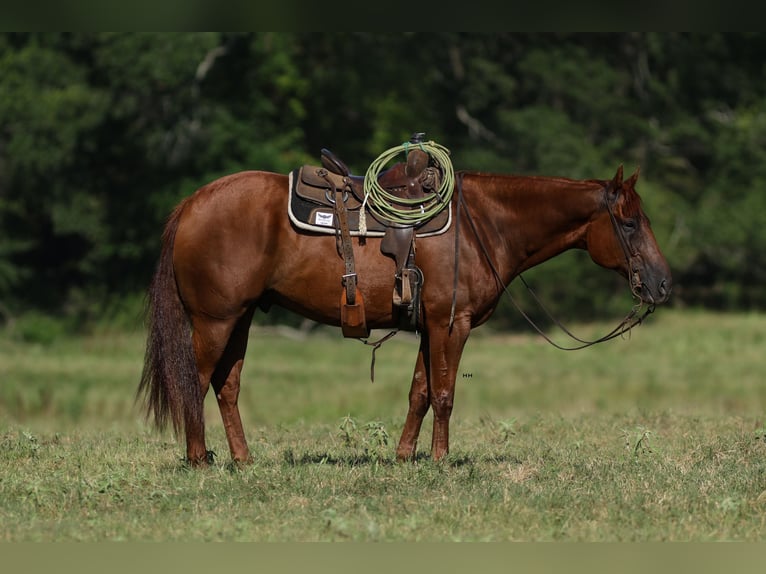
320, 147, 438, 205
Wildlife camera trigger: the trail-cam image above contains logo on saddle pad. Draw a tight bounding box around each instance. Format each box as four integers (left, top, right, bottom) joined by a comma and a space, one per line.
314, 211, 334, 228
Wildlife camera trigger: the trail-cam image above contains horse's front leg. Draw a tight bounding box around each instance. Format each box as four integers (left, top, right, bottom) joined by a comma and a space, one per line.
396, 334, 430, 461
427, 321, 470, 461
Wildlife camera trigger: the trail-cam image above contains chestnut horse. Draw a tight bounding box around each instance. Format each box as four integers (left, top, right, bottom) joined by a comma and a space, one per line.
139, 164, 671, 465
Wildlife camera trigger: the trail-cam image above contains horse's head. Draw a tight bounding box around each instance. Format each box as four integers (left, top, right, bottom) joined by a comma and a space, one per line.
586, 165, 672, 305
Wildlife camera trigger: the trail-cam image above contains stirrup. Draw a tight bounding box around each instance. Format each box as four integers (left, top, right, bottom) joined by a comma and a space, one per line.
394, 265, 423, 331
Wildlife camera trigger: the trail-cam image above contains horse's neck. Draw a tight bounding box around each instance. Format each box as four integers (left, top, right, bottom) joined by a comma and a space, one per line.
461, 172, 604, 277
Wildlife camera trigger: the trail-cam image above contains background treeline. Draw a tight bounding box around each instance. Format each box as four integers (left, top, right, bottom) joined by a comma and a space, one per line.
1, 32, 765, 334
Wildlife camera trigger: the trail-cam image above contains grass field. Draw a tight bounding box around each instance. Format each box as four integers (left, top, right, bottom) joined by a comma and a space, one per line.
2, 309, 766, 541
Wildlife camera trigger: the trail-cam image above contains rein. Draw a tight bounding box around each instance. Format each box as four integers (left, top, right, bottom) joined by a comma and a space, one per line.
452, 173, 655, 351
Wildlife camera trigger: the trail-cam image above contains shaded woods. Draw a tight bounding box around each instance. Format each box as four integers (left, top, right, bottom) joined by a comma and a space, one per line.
2, 33, 765, 332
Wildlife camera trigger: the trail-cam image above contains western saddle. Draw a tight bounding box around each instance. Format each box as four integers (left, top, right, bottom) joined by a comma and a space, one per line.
291, 133, 450, 338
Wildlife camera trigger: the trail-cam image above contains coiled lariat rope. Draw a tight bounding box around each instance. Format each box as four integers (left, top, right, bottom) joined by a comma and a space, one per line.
359, 140, 454, 234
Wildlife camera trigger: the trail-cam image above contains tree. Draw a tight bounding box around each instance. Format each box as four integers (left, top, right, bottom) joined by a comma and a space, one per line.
2, 33, 766, 330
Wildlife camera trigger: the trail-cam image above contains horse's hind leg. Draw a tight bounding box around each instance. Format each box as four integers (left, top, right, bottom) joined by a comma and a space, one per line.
396, 334, 431, 461
210, 307, 256, 464
186, 311, 252, 466
187, 314, 244, 465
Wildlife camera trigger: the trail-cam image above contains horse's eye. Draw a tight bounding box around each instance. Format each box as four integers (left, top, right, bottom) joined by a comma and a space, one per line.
622, 219, 637, 232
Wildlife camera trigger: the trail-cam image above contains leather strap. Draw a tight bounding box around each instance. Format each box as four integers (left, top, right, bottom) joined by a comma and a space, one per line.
320, 169, 357, 305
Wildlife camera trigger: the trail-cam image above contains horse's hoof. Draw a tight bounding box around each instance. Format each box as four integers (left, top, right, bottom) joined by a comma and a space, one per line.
183, 450, 216, 468
395, 447, 416, 462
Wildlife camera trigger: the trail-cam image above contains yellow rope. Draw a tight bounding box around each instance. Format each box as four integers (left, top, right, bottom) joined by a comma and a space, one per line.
359, 140, 454, 234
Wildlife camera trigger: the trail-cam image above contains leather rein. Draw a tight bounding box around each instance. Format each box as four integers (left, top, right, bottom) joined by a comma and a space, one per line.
450, 172, 655, 350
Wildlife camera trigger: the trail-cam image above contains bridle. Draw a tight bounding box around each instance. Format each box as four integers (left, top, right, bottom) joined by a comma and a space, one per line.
604, 183, 647, 303
450, 173, 655, 351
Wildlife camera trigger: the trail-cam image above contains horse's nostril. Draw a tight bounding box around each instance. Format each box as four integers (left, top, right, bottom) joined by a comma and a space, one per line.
658, 279, 668, 297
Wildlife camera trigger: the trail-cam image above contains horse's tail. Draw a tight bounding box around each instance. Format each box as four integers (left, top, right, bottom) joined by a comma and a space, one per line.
137, 199, 202, 437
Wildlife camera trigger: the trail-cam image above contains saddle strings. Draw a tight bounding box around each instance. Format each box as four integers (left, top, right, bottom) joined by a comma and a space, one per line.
456, 176, 654, 351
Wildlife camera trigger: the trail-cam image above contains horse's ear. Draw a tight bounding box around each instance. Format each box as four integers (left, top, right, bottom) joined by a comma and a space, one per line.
613, 165, 624, 188
625, 166, 640, 188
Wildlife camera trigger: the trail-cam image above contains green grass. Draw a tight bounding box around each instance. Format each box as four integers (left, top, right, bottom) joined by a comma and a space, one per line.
2, 310, 766, 541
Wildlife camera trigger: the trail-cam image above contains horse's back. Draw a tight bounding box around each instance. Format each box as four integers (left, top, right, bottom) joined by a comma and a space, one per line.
177, 169, 287, 230
182, 170, 286, 215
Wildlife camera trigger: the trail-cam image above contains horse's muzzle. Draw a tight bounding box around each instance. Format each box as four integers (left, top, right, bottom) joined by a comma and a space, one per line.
638, 276, 672, 305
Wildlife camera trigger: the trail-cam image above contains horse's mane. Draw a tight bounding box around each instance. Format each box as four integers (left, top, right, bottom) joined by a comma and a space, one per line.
459, 170, 645, 218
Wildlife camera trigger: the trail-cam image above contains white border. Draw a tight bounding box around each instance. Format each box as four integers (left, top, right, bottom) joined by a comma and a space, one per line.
287, 171, 452, 238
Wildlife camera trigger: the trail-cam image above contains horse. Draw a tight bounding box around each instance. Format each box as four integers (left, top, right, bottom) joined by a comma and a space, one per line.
138, 163, 672, 466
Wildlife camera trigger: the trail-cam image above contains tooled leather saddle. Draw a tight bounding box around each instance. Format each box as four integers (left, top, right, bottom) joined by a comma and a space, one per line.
288, 134, 452, 338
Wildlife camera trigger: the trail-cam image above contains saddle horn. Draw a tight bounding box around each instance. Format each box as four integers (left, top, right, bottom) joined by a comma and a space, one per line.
405, 132, 429, 178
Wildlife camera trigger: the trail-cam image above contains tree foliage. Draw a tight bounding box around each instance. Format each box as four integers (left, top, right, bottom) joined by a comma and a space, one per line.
1, 33, 764, 330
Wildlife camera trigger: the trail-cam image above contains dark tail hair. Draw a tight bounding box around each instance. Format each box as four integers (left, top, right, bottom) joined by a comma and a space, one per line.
137, 199, 202, 437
